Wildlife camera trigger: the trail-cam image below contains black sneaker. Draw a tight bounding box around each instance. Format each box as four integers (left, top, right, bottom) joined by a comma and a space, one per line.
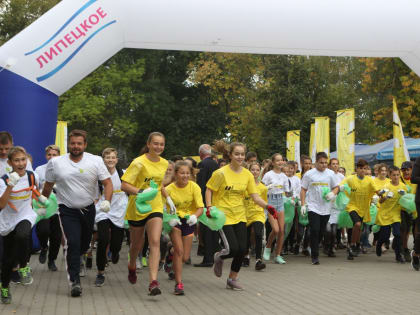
293, 244, 300, 255
411, 250, 419, 271
242, 257, 250, 267
71, 281, 82, 297
168, 271, 175, 280
396, 255, 405, 264
111, 253, 120, 264
10, 270, 21, 284
347, 248, 354, 260
302, 248, 310, 256
95, 274, 105, 287
404, 248, 411, 262
376, 244, 382, 257
39, 248, 48, 264
311, 257, 320, 265
327, 250, 336, 257
255, 259, 266, 271
85, 257, 92, 269
352, 245, 359, 257
1, 286, 11, 304
48, 260, 58, 272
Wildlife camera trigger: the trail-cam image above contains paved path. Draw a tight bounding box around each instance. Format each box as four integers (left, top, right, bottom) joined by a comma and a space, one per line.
1, 242, 419, 315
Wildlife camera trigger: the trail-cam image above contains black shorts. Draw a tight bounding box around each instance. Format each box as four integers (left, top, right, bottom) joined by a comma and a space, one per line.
400, 211, 413, 232
349, 211, 362, 225
173, 218, 196, 237
128, 212, 163, 227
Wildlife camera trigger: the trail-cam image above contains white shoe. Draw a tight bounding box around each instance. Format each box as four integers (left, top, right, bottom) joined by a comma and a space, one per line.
136, 257, 142, 270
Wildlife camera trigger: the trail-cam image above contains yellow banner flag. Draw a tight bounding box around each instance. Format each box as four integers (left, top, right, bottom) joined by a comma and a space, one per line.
336, 108, 355, 174
309, 123, 316, 162
393, 98, 410, 167
55, 121, 68, 155
287, 130, 301, 169
314, 116, 330, 159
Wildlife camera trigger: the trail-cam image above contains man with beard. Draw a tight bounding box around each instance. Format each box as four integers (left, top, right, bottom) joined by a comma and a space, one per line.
41, 130, 113, 297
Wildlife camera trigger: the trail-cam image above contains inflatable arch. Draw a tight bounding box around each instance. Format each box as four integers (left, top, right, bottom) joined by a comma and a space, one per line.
1, 0, 420, 166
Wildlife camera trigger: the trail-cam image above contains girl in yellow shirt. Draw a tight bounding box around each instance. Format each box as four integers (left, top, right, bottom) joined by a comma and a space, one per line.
206, 143, 276, 290
243, 162, 268, 271
121, 132, 170, 296
165, 161, 204, 295
376, 166, 407, 263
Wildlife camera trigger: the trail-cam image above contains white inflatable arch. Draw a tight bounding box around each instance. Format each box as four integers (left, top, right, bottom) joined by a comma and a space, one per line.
1, 0, 420, 165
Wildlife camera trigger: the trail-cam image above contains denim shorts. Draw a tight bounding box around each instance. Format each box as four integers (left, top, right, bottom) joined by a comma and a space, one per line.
268, 194, 284, 212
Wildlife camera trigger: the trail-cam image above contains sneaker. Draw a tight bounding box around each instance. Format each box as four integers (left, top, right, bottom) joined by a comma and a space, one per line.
337, 242, 346, 249
347, 248, 354, 260
404, 248, 411, 262
39, 248, 48, 264
311, 257, 320, 265
213, 252, 224, 277
263, 247, 271, 261
111, 253, 120, 264
361, 246, 368, 254
327, 250, 336, 257
10, 270, 21, 284
136, 257, 142, 270
255, 259, 266, 271
174, 282, 184, 295
80, 257, 87, 277
273, 255, 286, 264
1, 287, 11, 304
95, 274, 105, 287
85, 257, 92, 269
128, 268, 137, 284
351, 245, 359, 257
18, 266, 33, 285
396, 255, 405, 264
142, 256, 148, 267
158, 261, 164, 271
148, 280, 161, 296
242, 257, 250, 267
70, 281, 82, 297
411, 250, 420, 271
293, 244, 300, 255
48, 260, 58, 272
226, 278, 243, 291
376, 244, 382, 257
302, 248, 310, 257
168, 271, 175, 280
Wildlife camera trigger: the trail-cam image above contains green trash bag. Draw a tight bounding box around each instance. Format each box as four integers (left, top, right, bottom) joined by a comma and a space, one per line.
163, 212, 180, 234
372, 224, 381, 234
337, 211, 353, 228
135, 180, 159, 214
399, 193, 416, 214
124, 220, 129, 229
284, 222, 293, 240
406, 185, 412, 194
284, 197, 295, 224
33, 193, 58, 224
321, 187, 331, 202
198, 207, 226, 231
335, 184, 351, 211
298, 208, 309, 226
367, 204, 378, 225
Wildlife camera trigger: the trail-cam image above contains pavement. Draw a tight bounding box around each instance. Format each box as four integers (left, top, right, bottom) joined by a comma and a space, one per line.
1, 241, 419, 315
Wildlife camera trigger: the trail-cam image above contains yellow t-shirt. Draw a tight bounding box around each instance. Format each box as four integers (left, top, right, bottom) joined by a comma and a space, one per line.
122, 154, 168, 221
245, 182, 268, 226
342, 175, 378, 222
376, 182, 407, 226
166, 181, 204, 218
207, 165, 257, 225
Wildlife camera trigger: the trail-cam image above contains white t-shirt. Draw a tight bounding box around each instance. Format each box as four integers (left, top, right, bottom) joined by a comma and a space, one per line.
95, 170, 128, 228
0, 157, 33, 177
329, 172, 345, 224
288, 175, 301, 198
45, 153, 111, 209
0, 172, 38, 236
35, 163, 48, 190
262, 170, 288, 195
301, 168, 340, 215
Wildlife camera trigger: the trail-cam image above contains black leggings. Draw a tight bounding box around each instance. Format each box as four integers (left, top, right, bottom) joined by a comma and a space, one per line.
247, 221, 264, 260
325, 223, 337, 252
36, 214, 62, 261
1, 220, 32, 287
308, 212, 330, 258
96, 219, 124, 271
221, 222, 247, 273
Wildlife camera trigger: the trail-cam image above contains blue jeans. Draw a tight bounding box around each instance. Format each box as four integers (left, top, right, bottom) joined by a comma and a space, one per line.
377, 222, 401, 257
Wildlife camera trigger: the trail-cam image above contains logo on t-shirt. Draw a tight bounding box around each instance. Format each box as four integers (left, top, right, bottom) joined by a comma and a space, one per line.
79, 169, 84, 173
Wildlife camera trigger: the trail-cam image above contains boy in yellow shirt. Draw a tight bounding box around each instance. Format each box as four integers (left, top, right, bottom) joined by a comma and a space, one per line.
375, 166, 408, 263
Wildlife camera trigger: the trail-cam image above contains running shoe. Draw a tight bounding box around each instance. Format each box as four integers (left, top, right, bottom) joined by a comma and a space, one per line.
255, 259, 266, 271
148, 280, 161, 296
168, 271, 175, 280
293, 244, 300, 255
111, 253, 120, 264
48, 260, 58, 272
213, 252, 224, 277
136, 257, 142, 270
311, 257, 320, 265
376, 244, 382, 257
242, 256, 250, 267
347, 247, 354, 260
18, 266, 33, 285
226, 278, 243, 291
128, 268, 137, 284
10, 270, 21, 284
39, 247, 48, 264
174, 282, 184, 295
273, 255, 286, 264
395, 255, 405, 264
263, 247, 271, 261
1, 286, 11, 304
70, 281, 82, 297
404, 248, 411, 262
411, 250, 419, 271
142, 256, 148, 267
95, 274, 105, 287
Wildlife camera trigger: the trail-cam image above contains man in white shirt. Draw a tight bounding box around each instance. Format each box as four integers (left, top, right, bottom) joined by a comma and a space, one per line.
42, 130, 113, 297
300, 152, 339, 265
34, 144, 61, 271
